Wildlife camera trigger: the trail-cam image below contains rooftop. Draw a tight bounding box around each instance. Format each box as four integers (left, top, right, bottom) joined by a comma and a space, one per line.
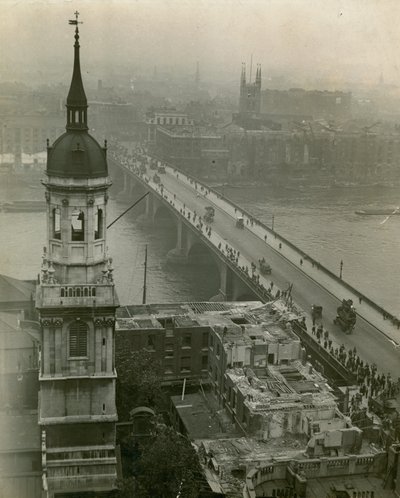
226, 362, 336, 413
171, 392, 232, 440
115, 300, 303, 342
0, 274, 35, 305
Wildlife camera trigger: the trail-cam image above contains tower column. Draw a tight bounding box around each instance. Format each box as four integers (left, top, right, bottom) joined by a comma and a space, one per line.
37, 13, 118, 496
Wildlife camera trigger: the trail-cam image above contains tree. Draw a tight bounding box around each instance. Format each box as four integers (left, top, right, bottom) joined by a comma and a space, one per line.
116, 347, 163, 419
136, 423, 202, 498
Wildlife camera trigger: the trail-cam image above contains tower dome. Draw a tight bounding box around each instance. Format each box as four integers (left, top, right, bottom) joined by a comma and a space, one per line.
46, 15, 108, 179
47, 132, 108, 178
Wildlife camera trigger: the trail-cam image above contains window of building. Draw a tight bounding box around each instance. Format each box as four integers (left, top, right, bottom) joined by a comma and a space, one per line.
53, 207, 61, 240
69, 320, 88, 357
94, 208, 103, 240
180, 356, 191, 373
202, 332, 208, 348
201, 355, 208, 370
182, 334, 191, 348
147, 335, 155, 350
71, 209, 85, 241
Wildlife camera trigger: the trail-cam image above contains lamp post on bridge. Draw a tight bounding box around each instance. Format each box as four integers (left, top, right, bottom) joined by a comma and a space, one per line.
271, 214, 275, 231
339, 260, 343, 279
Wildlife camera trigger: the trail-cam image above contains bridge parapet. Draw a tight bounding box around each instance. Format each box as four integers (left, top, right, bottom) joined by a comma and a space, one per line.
110, 147, 400, 348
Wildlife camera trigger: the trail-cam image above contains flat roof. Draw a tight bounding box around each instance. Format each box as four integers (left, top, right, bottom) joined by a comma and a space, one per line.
171, 392, 228, 439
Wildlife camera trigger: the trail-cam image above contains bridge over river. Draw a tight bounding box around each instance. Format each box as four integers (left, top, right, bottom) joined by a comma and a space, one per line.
109, 149, 400, 378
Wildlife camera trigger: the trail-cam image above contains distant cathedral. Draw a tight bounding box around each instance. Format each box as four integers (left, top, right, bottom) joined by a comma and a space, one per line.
239, 62, 262, 114
36, 13, 118, 497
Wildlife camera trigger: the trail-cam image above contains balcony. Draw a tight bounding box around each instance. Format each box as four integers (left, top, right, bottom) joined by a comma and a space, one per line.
36, 283, 118, 308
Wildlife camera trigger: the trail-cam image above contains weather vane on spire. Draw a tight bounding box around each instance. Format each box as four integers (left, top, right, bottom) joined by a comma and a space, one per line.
69, 10, 83, 27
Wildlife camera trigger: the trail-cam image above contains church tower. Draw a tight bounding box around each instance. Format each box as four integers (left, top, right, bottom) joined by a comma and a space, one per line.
239, 62, 262, 115
36, 13, 118, 496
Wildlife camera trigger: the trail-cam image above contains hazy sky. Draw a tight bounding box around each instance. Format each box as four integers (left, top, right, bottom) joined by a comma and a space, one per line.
1, 0, 400, 87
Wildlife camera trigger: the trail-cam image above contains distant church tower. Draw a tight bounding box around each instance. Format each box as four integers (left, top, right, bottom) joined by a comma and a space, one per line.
36, 13, 118, 496
239, 62, 262, 114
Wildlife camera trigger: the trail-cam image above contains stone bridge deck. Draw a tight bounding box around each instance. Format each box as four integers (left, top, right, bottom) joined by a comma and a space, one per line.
110, 153, 400, 377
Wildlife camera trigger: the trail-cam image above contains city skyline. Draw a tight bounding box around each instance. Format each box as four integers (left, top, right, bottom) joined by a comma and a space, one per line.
1, 0, 400, 88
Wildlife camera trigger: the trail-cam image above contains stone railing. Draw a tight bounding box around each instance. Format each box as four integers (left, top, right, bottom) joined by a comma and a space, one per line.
36, 283, 117, 307
244, 452, 387, 497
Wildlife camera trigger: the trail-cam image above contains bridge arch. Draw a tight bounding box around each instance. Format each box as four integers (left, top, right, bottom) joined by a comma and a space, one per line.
153, 204, 176, 226
187, 241, 218, 266
236, 292, 258, 302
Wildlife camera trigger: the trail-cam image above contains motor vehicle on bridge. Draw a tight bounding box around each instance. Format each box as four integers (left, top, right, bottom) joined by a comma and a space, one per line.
204, 206, 215, 223
258, 257, 272, 275
311, 304, 323, 322
334, 299, 356, 334
236, 216, 244, 229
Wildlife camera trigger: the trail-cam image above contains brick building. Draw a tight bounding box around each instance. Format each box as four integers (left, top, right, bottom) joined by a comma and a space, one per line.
155, 124, 229, 177
116, 303, 210, 386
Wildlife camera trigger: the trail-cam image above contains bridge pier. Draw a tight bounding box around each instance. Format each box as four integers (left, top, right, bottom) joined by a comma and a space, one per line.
209, 263, 228, 301
231, 271, 259, 301
115, 170, 137, 199
167, 218, 189, 264
137, 191, 159, 225
210, 261, 260, 302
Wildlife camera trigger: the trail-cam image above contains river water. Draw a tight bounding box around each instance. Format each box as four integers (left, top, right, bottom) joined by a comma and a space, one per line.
1, 172, 399, 315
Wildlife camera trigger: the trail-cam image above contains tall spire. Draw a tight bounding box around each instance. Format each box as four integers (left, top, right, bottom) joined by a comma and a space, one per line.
66, 11, 88, 131
240, 63, 246, 94
256, 64, 262, 88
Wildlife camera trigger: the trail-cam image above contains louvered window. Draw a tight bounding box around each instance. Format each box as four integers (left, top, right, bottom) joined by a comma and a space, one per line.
69, 320, 88, 357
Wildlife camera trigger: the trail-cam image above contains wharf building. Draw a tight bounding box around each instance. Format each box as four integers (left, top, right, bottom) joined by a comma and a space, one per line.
145, 107, 229, 178
222, 122, 400, 185
34, 18, 118, 497
145, 107, 194, 143
155, 124, 229, 178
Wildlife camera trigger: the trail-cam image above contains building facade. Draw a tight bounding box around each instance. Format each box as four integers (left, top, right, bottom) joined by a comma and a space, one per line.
155, 124, 229, 177
145, 108, 194, 143
35, 19, 118, 497
116, 303, 211, 386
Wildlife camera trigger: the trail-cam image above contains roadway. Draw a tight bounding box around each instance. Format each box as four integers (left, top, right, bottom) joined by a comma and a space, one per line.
114, 156, 400, 378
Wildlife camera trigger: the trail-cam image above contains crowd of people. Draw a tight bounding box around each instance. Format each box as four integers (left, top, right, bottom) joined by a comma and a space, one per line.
299, 316, 400, 422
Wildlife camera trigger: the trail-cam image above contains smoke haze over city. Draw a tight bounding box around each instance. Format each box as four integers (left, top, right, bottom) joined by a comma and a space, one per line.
1, 0, 400, 88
